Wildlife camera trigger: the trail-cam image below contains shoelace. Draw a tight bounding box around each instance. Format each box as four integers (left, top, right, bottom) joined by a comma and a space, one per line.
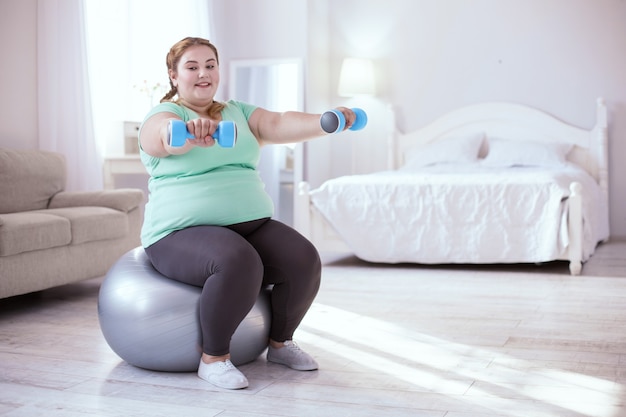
215, 360, 236, 372
284, 341, 306, 355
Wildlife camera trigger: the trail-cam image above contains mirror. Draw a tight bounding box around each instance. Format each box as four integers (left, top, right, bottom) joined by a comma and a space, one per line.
228, 59, 304, 226
229, 59, 303, 112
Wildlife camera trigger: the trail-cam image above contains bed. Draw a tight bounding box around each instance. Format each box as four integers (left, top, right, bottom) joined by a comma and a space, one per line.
294, 98, 610, 275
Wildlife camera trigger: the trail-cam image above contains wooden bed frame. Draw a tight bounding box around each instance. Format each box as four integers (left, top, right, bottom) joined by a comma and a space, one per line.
295, 98, 609, 275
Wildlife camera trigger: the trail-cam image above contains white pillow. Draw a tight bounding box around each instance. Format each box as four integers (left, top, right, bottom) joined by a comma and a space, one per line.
481, 138, 573, 168
402, 132, 485, 170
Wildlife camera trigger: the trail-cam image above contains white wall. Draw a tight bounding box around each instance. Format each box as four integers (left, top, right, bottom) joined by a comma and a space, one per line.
1, 0, 624, 238
0, 0, 38, 149
211, 0, 309, 99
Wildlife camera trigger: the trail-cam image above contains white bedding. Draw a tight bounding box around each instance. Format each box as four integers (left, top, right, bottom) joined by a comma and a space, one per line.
309, 163, 609, 265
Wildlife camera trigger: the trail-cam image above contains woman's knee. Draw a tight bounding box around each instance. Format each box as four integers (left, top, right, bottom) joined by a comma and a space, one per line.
270, 240, 321, 294
210, 239, 264, 277
290, 235, 322, 278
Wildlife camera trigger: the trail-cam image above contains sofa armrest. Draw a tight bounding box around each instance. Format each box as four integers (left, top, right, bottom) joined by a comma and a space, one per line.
48, 188, 144, 213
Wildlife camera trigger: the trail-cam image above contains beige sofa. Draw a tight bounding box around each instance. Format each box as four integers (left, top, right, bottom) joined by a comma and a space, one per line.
0, 148, 144, 299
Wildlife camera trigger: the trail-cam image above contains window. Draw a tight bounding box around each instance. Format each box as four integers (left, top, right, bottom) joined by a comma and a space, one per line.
84, 0, 211, 156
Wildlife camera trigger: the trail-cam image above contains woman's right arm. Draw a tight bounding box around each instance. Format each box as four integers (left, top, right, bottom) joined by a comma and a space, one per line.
140, 112, 186, 158
140, 112, 221, 157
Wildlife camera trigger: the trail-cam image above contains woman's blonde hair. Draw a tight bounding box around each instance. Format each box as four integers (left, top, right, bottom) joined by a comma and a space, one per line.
161, 37, 225, 118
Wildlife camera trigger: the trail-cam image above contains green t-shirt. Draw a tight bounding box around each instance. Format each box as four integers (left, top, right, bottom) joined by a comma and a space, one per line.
139, 100, 274, 247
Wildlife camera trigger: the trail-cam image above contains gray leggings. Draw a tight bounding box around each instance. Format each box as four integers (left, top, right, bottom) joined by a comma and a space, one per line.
144, 218, 321, 357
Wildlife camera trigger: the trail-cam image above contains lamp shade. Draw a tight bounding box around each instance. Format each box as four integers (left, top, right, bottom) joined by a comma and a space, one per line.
338, 58, 376, 97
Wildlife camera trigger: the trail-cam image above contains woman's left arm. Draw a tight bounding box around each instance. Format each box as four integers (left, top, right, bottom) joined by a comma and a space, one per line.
248, 107, 356, 146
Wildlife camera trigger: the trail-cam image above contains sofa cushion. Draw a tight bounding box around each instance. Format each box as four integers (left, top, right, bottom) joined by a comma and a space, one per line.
0, 212, 71, 256
0, 207, 129, 257
0, 149, 66, 214
35, 207, 129, 245
49, 189, 144, 213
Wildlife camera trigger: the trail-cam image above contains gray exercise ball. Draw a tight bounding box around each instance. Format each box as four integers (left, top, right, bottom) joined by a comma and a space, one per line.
98, 247, 271, 372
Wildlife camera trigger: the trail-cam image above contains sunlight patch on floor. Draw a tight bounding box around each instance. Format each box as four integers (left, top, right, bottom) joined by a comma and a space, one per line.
299, 303, 622, 417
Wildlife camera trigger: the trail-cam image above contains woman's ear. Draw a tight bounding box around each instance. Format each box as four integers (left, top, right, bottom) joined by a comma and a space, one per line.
168, 69, 177, 86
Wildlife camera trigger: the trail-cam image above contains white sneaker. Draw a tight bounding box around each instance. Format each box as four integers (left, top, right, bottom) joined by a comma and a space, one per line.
197, 359, 249, 389
267, 340, 319, 371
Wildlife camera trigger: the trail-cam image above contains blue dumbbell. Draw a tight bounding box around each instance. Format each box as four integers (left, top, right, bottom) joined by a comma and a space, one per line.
320, 108, 368, 134
167, 119, 237, 148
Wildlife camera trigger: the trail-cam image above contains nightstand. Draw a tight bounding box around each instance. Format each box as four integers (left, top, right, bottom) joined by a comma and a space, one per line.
103, 121, 146, 189
103, 154, 146, 189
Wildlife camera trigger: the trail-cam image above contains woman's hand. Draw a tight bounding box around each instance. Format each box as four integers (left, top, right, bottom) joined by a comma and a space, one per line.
140, 113, 222, 157
183, 118, 220, 147
332, 107, 357, 130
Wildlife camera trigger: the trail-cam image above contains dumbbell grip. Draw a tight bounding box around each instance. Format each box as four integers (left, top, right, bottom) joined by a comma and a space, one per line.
167, 120, 237, 148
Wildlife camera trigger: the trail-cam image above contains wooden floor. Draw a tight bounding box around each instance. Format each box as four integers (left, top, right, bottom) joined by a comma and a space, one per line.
1, 240, 625, 417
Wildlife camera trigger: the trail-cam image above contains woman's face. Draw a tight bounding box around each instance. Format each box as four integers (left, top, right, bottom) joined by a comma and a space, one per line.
170, 44, 220, 109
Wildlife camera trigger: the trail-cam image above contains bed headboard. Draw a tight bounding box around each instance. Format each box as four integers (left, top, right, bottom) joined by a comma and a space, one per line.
390, 98, 608, 193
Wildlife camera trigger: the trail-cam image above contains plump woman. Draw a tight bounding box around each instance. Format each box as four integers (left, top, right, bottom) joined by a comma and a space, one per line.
139, 37, 358, 389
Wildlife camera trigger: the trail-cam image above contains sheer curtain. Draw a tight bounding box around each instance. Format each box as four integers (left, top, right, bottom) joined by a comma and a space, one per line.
84, 0, 212, 158
37, 0, 101, 191
37, 0, 212, 192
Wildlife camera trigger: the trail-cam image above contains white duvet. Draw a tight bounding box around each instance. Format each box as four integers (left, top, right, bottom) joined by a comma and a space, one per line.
310, 163, 609, 264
